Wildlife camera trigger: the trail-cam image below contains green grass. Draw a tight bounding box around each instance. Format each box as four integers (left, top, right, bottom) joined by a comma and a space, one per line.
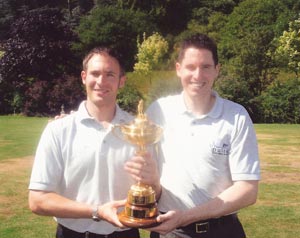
239, 124, 300, 238
0, 115, 49, 161
0, 117, 299, 237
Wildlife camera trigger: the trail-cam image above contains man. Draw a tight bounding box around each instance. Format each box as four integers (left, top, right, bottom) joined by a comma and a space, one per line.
28, 47, 160, 238
127, 33, 260, 238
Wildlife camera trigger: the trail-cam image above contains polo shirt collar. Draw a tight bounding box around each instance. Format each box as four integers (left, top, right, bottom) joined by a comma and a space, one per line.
180, 90, 223, 119
76, 101, 128, 126
77, 101, 93, 122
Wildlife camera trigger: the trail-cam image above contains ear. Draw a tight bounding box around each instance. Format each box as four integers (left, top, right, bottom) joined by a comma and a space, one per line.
118, 75, 126, 88
175, 62, 181, 78
81, 71, 87, 85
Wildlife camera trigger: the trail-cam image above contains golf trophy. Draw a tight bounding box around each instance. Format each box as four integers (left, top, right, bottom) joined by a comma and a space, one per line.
112, 100, 163, 228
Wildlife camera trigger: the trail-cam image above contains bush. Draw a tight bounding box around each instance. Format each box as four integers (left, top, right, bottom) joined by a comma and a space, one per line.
214, 73, 260, 121
0, 7, 78, 115
117, 82, 143, 114
23, 75, 85, 116
257, 77, 300, 123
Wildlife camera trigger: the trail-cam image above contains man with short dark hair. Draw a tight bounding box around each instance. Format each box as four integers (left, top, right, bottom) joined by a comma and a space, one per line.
28, 47, 160, 238
127, 34, 260, 238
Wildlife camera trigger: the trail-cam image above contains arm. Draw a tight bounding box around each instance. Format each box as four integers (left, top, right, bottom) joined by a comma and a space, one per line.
149, 180, 258, 235
29, 190, 126, 227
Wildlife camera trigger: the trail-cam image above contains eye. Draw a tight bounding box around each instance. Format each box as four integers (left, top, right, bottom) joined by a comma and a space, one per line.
202, 64, 213, 69
106, 72, 118, 80
186, 64, 196, 71
107, 72, 115, 77
91, 72, 100, 77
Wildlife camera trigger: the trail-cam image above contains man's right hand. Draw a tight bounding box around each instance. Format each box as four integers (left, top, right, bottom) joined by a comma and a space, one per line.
98, 199, 127, 228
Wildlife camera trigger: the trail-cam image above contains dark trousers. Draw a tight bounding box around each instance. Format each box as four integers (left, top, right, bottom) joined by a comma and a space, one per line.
150, 214, 246, 238
56, 224, 140, 238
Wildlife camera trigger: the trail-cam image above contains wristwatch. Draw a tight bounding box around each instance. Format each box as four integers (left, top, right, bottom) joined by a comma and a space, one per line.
92, 205, 101, 222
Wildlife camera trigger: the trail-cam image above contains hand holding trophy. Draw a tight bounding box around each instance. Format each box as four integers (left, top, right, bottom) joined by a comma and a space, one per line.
112, 100, 163, 228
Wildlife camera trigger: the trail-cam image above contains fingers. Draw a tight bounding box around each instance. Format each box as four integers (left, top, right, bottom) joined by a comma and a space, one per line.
156, 212, 170, 223
147, 211, 179, 235
125, 152, 160, 186
98, 200, 127, 228
114, 199, 127, 207
125, 161, 150, 183
124, 156, 147, 176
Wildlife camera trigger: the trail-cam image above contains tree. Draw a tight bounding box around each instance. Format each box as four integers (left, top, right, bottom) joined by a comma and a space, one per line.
0, 7, 78, 115
117, 82, 143, 114
74, 5, 157, 71
217, 0, 294, 121
257, 78, 300, 123
134, 32, 169, 76
274, 17, 300, 78
0, 0, 13, 41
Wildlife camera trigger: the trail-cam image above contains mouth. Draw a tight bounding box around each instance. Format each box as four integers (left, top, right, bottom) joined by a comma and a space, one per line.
191, 82, 205, 88
94, 88, 109, 96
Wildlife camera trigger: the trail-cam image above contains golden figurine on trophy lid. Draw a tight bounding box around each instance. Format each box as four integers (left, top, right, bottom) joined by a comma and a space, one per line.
112, 99, 163, 228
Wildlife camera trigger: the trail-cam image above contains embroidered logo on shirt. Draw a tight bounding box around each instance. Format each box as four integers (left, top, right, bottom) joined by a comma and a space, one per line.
211, 142, 230, 156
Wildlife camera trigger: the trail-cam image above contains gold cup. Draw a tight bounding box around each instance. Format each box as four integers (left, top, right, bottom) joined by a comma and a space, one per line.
112, 100, 163, 228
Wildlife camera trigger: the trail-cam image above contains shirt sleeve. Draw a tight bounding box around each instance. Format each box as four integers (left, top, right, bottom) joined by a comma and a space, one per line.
28, 122, 64, 192
229, 107, 261, 181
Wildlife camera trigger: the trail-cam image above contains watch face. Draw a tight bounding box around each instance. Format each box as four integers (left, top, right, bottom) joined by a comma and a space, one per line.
92, 206, 100, 222
92, 215, 100, 222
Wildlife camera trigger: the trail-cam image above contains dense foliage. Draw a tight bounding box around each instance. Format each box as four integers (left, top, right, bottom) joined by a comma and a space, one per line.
134, 32, 169, 76
0, 0, 299, 123
257, 78, 300, 123
74, 5, 156, 71
0, 7, 82, 115
117, 81, 143, 114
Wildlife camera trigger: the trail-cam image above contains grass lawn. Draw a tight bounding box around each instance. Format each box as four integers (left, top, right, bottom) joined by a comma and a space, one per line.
0, 115, 49, 161
239, 124, 300, 238
0, 116, 299, 237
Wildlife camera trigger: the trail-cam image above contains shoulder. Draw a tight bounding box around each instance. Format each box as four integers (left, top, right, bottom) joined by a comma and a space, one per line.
218, 95, 251, 119
154, 94, 180, 106
45, 101, 85, 136
148, 94, 181, 113
146, 94, 181, 125
46, 112, 77, 135
218, 97, 254, 133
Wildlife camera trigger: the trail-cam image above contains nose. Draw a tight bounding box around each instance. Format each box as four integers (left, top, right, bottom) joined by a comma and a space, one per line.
193, 67, 203, 79
96, 75, 104, 85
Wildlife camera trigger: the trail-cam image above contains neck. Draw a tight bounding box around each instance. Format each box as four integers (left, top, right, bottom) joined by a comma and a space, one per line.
85, 101, 116, 128
183, 91, 216, 116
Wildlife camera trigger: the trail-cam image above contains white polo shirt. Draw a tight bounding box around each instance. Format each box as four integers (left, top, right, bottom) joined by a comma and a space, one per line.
29, 101, 135, 234
146, 91, 260, 212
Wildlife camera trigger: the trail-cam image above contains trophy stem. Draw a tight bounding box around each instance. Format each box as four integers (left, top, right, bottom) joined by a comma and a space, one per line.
136, 145, 146, 155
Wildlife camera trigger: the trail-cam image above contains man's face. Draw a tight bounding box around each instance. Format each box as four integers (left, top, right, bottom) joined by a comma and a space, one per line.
81, 53, 125, 107
176, 47, 220, 98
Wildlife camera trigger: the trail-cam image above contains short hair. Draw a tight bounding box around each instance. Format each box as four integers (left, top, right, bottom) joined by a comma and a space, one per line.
82, 47, 125, 77
177, 33, 218, 65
